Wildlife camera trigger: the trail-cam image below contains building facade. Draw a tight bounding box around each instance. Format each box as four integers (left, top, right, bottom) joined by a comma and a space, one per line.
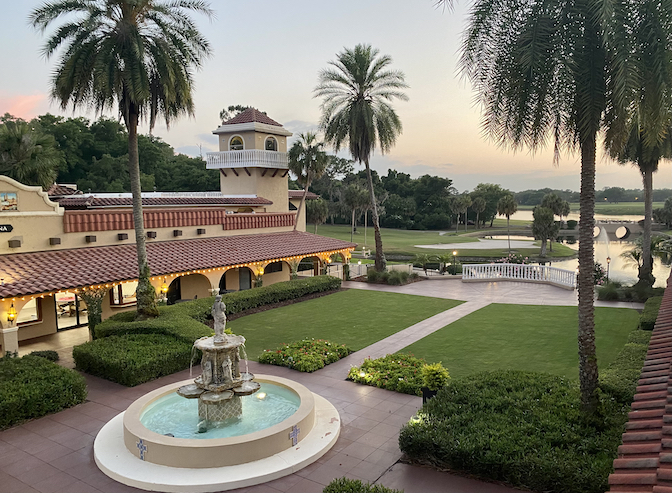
0, 110, 354, 353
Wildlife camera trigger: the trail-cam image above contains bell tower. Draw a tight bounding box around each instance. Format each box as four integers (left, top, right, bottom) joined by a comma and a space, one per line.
206, 109, 293, 213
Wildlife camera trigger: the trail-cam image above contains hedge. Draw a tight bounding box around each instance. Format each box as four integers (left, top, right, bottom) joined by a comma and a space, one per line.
599, 329, 651, 403
73, 334, 194, 387
95, 276, 342, 340
399, 370, 631, 493
347, 354, 426, 395
640, 296, 663, 331
0, 355, 87, 429
259, 339, 352, 372
323, 478, 402, 493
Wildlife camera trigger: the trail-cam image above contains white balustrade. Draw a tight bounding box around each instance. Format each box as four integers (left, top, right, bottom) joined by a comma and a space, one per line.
462, 263, 576, 289
206, 150, 288, 169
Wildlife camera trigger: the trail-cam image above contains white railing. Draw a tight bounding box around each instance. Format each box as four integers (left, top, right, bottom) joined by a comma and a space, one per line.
462, 263, 577, 290
206, 150, 288, 169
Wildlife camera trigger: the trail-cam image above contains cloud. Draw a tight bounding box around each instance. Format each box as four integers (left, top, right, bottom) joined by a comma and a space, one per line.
0, 93, 48, 120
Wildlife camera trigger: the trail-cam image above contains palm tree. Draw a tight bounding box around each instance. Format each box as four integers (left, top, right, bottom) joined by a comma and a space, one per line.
343, 183, 369, 243
443, 0, 637, 415
31, 0, 213, 319
0, 120, 59, 189
497, 194, 517, 254
316, 44, 408, 272
472, 196, 486, 229
288, 132, 328, 232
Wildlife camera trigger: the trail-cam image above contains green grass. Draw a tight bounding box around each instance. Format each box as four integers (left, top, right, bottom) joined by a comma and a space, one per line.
571, 202, 664, 215
227, 290, 462, 360
400, 304, 638, 379
315, 224, 574, 258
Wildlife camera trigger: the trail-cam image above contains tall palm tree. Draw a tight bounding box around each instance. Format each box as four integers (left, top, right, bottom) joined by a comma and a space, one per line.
0, 120, 59, 189
449, 0, 634, 413
288, 132, 328, 232
604, 0, 672, 290
31, 0, 213, 319
497, 194, 517, 254
315, 44, 408, 272
472, 196, 486, 229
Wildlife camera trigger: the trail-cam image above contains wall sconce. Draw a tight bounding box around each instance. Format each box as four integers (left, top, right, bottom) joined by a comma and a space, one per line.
258, 268, 264, 276
7, 303, 16, 324
161, 278, 169, 295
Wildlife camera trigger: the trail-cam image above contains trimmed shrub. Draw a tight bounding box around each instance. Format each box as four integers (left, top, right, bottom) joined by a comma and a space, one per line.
640, 296, 663, 330
600, 337, 651, 403
348, 354, 425, 395
421, 362, 450, 391
0, 355, 86, 429
597, 282, 620, 301
259, 339, 352, 372
28, 350, 59, 362
399, 370, 629, 493
323, 478, 403, 493
387, 270, 409, 285
73, 334, 194, 386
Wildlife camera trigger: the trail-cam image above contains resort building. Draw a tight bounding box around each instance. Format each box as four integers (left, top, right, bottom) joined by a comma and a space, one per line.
0, 109, 355, 354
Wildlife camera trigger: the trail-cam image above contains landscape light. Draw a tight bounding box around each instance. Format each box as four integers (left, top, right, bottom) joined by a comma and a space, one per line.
7, 303, 16, 324
161, 278, 168, 294
359, 371, 366, 378
256, 392, 267, 400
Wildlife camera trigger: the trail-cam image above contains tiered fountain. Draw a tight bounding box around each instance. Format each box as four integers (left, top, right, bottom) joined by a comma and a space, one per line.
93, 296, 340, 493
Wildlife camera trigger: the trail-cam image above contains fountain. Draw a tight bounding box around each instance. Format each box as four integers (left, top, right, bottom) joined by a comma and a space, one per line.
93, 296, 340, 492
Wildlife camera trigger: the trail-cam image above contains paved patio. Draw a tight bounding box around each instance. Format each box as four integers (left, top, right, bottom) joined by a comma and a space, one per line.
6, 279, 640, 493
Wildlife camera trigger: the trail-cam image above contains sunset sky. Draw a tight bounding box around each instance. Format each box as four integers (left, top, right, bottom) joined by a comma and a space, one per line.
1, 0, 670, 192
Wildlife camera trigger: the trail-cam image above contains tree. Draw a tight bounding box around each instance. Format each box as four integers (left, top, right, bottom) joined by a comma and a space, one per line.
471, 196, 486, 228
540, 192, 570, 252
447, 0, 636, 415
453, 195, 471, 233
343, 183, 369, 243
471, 183, 509, 227
31, 0, 213, 320
0, 119, 60, 189
497, 194, 517, 254
306, 198, 329, 234
532, 206, 558, 257
288, 132, 328, 232
316, 44, 408, 272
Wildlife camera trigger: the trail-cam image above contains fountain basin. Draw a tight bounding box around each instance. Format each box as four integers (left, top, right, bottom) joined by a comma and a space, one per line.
121, 375, 315, 468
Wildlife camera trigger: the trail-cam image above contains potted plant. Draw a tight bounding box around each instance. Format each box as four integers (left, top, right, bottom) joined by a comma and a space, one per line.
421, 362, 450, 403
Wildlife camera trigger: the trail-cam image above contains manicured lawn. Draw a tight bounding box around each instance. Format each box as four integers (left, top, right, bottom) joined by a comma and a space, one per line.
227, 290, 462, 360
315, 224, 574, 258
571, 202, 663, 215
400, 304, 639, 379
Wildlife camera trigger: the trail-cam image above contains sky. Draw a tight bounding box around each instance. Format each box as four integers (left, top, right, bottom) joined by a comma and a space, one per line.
1, 0, 670, 193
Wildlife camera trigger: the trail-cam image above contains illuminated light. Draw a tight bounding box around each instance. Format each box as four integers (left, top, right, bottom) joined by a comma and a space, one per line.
256, 392, 267, 400
359, 371, 366, 378
7, 303, 16, 323
410, 415, 422, 424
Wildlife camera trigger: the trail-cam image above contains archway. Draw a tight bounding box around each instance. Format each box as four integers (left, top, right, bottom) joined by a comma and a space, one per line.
298, 256, 321, 277
179, 273, 211, 300
166, 277, 181, 305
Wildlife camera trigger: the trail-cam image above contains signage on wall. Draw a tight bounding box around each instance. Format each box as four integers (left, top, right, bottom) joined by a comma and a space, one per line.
0, 225, 13, 232
0, 192, 17, 211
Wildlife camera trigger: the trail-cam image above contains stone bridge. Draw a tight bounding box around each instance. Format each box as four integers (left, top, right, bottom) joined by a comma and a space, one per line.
594, 221, 643, 240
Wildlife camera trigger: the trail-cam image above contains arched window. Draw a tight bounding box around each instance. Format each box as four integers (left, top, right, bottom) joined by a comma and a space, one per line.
229, 136, 244, 151
265, 136, 278, 151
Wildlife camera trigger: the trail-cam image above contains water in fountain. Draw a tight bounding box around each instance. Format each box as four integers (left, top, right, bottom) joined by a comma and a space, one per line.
595, 225, 611, 264
240, 343, 250, 377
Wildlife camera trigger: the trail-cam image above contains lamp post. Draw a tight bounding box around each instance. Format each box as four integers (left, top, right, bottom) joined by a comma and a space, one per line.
606, 256, 611, 282
452, 250, 458, 274
160, 277, 169, 302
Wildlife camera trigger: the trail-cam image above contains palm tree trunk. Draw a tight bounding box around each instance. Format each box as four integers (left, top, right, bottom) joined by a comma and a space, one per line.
507, 216, 511, 254
126, 107, 158, 320
294, 182, 310, 232
351, 209, 355, 243
364, 160, 386, 272
540, 238, 547, 256
465, 210, 468, 232
578, 136, 599, 415
638, 167, 654, 287
476, 212, 480, 229
364, 209, 368, 248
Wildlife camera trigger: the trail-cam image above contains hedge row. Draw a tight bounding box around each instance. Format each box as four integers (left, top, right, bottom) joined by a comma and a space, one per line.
399, 370, 629, 493
73, 334, 194, 387
95, 276, 342, 340
599, 329, 652, 403
0, 355, 87, 429
639, 296, 663, 331
259, 339, 352, 372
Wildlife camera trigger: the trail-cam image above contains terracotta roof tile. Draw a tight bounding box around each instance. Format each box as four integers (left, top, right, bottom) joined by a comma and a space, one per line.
46, 184, 81, 197
58, 196, 273, 209
609, 271, 672, 493
288, 190, 319, 200
0, 232, 355, 298
222, 108, 282, 127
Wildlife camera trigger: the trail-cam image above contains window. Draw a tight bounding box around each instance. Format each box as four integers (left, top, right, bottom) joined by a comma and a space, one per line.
17, 299, 42, 325
265, 262, 283, 274
110, 281, 138, 306
229, 136, 244, 151
265, 136, 278, 151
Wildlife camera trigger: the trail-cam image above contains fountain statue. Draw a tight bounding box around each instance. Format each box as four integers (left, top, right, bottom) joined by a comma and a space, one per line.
177, 295, 260, 431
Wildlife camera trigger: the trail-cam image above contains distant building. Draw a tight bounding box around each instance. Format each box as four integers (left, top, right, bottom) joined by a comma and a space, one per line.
0, 110, 354, 353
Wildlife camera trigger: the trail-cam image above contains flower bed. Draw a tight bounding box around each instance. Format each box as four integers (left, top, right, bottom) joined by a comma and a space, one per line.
259, 339, 352, 372
347, 354, 426, 395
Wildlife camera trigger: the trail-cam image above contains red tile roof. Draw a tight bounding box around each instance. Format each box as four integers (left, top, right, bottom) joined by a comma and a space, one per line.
609, 273, 672, 493
46, 184, 81, 197
59, 196, 273, 209
222, 108, 282, 127
0, 232, 355, 298
288, 190, 319, 200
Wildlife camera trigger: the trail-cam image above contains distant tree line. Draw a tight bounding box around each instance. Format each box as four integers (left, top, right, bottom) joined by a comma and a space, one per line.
0, 113, 219, 192
516, 186, 672, 205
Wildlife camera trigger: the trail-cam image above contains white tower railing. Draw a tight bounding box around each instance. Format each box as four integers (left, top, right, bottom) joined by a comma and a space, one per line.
206, 150, 288, 169
462, 263, 577, 290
